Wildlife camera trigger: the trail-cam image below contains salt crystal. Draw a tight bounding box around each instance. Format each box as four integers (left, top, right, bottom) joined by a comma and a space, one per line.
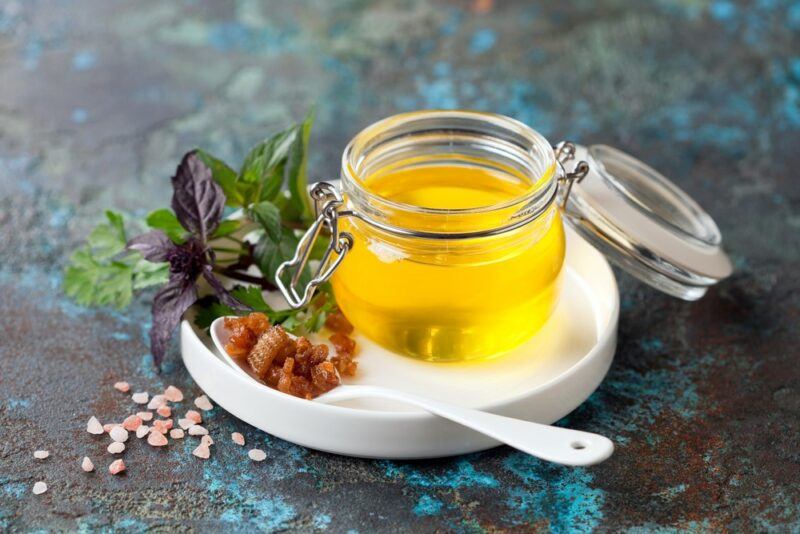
164, 385, 184, 402
194, 395, 213, 411
122, 415, 142, 431
248, 449, 266, 462
113, 381, 130, 393
147, 430, 168, 447
81, 457, 94, 472
178, 418, 194, 430
107, 442, 125, 454
231, 432, 245, 446
152, 419, 173, 434
33, 450, 49, 459
188, 425, 208, 436
192, 444, 210, 459
136, 425, 150, 438
32, 481, 48, 494
137, 411, 153, 421
87, 416, 104, 435
109, 459, 126, 475
156, 405, 171, 418
186, 410, 202, 424
169, 429, 184, 439
131, 392, 148, 404
147, 394, 167, 410
109, 426, 129, 443
201, 435, 214, 447
103, 424, 116, 434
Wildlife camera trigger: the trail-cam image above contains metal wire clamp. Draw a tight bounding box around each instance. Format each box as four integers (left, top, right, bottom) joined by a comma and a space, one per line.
275, 182, 353, 309
555, 141, 590, 208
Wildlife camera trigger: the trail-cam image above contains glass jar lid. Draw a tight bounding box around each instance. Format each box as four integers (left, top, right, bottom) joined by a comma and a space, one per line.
557, 144, 733, 300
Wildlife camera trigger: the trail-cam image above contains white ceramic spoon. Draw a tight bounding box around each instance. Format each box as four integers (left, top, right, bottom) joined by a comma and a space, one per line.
210, 317, 614, 466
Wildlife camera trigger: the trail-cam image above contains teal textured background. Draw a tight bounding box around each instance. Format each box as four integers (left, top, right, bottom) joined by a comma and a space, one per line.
1, 0, 799, 531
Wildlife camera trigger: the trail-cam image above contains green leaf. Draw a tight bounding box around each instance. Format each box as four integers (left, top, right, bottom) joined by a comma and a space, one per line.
253, 226, 314, 288
146, 208, 186, 243
210, 219, 241, 239
194, 300, 235, 331
64, 211, 170, 309
249, 201, 282, 241
132, 258, 169, 290
197, 150, 241, 206
64, 249, 135, 308
87, 210, 128, 260
286, 109, 315, 223
238, 128, 297, 206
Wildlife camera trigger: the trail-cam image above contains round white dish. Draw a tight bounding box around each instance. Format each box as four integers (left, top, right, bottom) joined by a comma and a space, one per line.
180, 228, 619, 459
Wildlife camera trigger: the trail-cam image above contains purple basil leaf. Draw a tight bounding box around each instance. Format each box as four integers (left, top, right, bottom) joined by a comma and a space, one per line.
202, 266, 249, 310
149, 275, 198, 369
171, 151, 225, 242
126, 230, 174, 262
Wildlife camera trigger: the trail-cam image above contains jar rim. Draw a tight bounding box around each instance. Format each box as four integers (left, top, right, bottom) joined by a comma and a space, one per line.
340, 110, 558, 236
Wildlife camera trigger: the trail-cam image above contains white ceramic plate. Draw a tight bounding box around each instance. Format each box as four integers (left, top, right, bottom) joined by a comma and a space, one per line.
181, 228, 619, 459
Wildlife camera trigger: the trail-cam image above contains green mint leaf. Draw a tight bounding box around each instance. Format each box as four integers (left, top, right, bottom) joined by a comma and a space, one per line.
239, 128, 296, 206
253, 227, 311, 287
249, 201, 282, 241
210, 219, 241, 239
197, 150, 241, 207
132, 258, 169, 290
286, 109, 315, 223
146, 208, 186, 244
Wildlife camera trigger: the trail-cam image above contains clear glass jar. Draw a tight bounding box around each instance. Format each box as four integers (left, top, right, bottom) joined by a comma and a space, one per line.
277, 111, 734, 363
330, 111, 565, 361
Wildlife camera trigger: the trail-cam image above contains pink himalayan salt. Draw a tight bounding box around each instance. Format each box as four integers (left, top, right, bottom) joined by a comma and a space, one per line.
109, 459, 126, 475
178, 418, 194, 430
113, 381, 130, 393
107, 442, 125, 454
32, 481, 48, 494
147, 430, 168, 447
33, 450, 49, 459
186, 410, 202, 424
169, 429, 185, 439
156, 405, 171, 418
248, 449, 266, 462
188, 425, 208, 436
231, 432, 245, 446
164, 385, 184, 403
131, 392, 148, 404
122, 415, 142, 431
194, 395, 213, 411
109, 426, 129, 443
136, 425, 150, 439
201, 435, 214, 447
81, 457, 94, 472
192, 444, 210, 459
137, 411, 153, 421
152, 419, 173, 434
86, 416, 104, 435
147, 394, 167, 410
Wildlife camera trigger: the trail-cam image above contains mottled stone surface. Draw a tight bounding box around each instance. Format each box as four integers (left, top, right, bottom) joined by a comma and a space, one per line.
1, 0, 799, 531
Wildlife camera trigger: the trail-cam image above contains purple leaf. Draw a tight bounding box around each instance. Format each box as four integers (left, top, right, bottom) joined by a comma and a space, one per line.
171, 151, 225, 242
149, 275, 198, 369
127, 230, 174, 262
202, 266, 249, 310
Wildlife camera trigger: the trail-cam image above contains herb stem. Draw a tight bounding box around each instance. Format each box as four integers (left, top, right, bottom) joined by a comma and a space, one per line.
212, 266, 277, 290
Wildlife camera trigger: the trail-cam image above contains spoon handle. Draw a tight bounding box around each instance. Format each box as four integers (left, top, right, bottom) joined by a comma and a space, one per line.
321, 386, 614, 466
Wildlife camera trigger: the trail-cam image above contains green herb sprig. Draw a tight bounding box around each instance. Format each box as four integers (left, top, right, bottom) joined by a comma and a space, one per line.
63, 109, 336, 369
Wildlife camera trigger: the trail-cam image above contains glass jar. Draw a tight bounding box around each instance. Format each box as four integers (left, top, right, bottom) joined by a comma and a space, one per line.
277, 110, 733, 363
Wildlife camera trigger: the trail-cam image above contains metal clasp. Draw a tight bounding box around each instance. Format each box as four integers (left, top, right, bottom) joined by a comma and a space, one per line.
275, 182, 353, 309
555, 141, 590, 208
